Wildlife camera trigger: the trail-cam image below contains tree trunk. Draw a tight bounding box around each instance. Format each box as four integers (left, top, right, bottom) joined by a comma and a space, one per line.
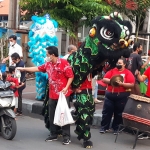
135, 14, 141, 42
142, 11, 149, 32
69, 23, 79, 47
142, 11, 149, 53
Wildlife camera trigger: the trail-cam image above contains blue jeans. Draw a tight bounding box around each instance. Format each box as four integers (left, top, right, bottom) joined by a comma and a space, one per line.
94, 82, 98, 99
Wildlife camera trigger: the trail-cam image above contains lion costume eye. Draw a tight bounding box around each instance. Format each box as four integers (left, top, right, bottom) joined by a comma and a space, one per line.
100, 27, 114, 40
89, 28, 96, 37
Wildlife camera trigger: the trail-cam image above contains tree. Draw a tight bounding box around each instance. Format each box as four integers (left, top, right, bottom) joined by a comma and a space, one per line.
105, 0, 150, 41
20, 0, 111, 45
0, 33, 8, 62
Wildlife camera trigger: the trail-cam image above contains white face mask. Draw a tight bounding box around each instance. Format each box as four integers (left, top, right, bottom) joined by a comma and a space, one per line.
10, 41, 14, 46
45, 57, 52, 62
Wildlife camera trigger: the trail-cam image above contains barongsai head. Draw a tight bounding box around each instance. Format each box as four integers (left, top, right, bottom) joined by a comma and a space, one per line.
88, 12, 133, 51
68, 12, 133, 88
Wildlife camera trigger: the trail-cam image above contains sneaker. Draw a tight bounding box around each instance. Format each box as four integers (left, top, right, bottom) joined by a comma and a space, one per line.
99, 128, 106, 134
113, 130, 119, 135
45, 135, 57, 142
138, 134, 150, 140
62, 139, 71, 145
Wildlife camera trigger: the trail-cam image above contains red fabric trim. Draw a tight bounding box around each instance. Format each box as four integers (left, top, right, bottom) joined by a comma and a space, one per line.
122, 113, 150, 126
97, 80, 107, 87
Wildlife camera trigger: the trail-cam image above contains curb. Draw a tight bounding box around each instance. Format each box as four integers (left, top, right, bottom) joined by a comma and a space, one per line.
22, 98, 137, 135
22, 98, 102, 126
22, 99, 43, 114
93, 109, 102, 126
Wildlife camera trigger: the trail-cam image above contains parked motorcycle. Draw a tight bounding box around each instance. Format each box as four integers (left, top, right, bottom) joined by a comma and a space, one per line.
0, 80, 17, 140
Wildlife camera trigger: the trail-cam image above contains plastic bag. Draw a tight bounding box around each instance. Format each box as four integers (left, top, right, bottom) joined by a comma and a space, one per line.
15, 69, 21, 83
0, 63, 6, 73
54, 92, 75, 126
11, 96, 16, 107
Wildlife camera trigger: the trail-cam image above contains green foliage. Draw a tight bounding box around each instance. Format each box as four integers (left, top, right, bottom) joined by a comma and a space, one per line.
105, 0, 150, 41
107, 0, 150, 22
20, 0, 111, 43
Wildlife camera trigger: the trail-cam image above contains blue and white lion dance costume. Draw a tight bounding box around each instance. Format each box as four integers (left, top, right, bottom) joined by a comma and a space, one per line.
28, 14, 58, 100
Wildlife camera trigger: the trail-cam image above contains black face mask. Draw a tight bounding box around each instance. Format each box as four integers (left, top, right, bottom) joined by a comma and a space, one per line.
138, 50, 142, 55
116, 64, 122, 70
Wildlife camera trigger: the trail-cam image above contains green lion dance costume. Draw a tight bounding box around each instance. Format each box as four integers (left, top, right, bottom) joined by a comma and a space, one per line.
42, 12, 133, 148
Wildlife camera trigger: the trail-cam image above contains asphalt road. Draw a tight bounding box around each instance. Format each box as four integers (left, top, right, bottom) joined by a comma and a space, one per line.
0, 114, 150, 150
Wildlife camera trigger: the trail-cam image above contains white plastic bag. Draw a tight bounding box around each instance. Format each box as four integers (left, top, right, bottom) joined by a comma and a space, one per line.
54, 92, 75, 126
15, 69, 21, 83
11, 96, 16, 107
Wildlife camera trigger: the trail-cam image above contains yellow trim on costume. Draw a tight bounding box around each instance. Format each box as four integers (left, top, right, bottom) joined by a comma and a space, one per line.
126, 89, 131, 91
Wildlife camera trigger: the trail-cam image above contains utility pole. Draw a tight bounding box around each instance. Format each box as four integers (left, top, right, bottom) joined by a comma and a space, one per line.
146, 9, 150, 55
8, 0, 18, 29
16, 0, 21, 29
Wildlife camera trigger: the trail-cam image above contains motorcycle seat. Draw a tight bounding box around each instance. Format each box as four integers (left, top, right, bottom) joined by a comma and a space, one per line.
0, 90, 14, 98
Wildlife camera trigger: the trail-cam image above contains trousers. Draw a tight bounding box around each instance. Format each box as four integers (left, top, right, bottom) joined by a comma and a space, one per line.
49, 97, 70, 139
17, 84, 26, 114
101, 91, 130, 130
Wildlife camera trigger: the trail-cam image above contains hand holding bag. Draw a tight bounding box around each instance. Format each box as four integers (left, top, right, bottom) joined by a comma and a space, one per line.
54, 92, 74, 126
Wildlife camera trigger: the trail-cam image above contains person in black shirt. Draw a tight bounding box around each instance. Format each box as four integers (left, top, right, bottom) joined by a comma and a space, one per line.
11, 53, 26, 115
128, 42, 150, 95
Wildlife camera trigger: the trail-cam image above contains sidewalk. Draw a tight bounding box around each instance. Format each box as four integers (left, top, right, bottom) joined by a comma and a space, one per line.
22, 80, 103, 126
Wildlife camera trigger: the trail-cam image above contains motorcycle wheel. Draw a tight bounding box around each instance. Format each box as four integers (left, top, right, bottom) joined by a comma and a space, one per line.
1, 116, 17, 140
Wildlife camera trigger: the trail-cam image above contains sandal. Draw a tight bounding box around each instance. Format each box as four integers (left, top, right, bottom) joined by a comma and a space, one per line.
58, 134, 62, 137
94, 99, 102, 103
16, 113, 22, 116
83, 140, 93, 149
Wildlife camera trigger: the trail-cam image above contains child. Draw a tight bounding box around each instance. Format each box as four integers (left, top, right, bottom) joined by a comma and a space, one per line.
6, 66, 19, 114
